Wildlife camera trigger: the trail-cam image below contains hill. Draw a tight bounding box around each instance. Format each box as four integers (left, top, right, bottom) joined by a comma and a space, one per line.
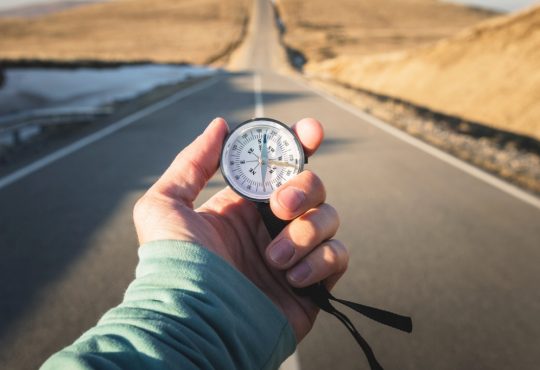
275, 0, 494, 62
0, 0, 250, 65
307, 5, 540, 140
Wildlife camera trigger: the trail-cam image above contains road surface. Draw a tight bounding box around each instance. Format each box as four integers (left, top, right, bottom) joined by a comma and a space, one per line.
0, 1, 539, 369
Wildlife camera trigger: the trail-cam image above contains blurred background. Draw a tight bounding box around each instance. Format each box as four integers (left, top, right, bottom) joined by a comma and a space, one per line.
0, 1, 539, 369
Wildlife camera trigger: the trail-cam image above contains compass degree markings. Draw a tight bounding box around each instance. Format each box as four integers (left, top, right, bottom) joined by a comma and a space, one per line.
222, 120, 303, 201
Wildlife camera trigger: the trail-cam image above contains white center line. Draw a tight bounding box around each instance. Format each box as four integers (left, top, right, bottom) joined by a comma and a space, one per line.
254, 73, 264, 117
0, 75, 224, 191
256, 72, 301, 370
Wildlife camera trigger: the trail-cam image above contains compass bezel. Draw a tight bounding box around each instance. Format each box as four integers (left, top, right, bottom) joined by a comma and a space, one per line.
220, 117, 305, 203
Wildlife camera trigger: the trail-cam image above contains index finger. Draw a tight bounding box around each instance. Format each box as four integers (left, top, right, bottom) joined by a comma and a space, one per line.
292, 118, 324, 158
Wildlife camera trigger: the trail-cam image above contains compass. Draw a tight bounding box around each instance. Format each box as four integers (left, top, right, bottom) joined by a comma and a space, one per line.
220, 118, 412, 370
220, 117, 305, 203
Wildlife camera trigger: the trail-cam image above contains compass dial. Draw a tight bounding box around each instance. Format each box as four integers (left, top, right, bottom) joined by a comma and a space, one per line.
221, 118, 305, 202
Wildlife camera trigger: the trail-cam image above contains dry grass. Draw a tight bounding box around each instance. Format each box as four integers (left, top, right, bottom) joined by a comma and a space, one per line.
0, 0, 251, 65
277, 0, 540, 190
308, 6, 540, 140
310, 78, 540, 194
275, 0, 494, 62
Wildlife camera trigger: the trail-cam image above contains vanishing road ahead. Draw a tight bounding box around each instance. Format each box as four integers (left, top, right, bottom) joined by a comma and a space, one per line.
1, 1, 539, 369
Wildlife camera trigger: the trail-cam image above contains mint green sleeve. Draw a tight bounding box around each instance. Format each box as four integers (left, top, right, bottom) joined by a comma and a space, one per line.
41, 240, 297, 370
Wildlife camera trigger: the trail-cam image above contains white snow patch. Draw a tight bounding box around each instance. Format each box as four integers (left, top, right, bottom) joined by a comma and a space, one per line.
0, 64, 217, 117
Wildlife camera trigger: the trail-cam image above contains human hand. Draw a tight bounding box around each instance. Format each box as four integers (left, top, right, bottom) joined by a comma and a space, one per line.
133, 117, 349, 341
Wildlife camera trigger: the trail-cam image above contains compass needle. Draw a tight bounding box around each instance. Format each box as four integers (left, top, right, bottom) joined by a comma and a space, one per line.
261, 133, 268, 192
267, 160, 296, 168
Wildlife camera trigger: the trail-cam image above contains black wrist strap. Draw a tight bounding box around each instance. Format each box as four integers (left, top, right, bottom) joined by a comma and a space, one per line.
256, 202, 291, 238
256, 202, 413, 370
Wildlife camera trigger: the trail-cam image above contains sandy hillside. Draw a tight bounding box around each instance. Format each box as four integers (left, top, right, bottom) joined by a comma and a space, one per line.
0, 0, 250, 65
275, 0, 495, 62
308, 6, 540, 140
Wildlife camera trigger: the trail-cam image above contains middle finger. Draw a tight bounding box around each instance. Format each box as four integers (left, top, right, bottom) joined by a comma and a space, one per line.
266, 203, 340, 269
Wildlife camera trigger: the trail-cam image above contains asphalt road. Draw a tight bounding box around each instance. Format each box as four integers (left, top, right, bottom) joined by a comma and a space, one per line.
1, 1, 539, 369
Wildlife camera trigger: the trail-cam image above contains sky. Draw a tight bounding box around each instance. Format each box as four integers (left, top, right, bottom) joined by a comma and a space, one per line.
0, 0, 539, 12
0, 0, 99, 12
446, 0, 539, 12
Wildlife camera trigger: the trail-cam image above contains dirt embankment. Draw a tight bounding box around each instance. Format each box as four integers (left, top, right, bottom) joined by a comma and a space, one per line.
276, 0, 540, 193
275, 0, 494, 62
308, 6, 540, 141
0, 0, 251, 66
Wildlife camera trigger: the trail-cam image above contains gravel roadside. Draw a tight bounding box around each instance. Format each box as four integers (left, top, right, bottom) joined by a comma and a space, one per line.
309, 78, 540, 195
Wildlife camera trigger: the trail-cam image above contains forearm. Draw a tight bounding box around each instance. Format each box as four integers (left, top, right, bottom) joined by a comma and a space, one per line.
41, 240, 296, 370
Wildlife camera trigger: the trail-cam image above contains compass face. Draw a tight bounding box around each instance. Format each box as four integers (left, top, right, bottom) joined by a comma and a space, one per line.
221, 118, 305, 202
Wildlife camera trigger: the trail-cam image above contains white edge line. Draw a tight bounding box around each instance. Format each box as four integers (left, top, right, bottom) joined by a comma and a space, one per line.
0, 75, 224, 191
254, 74, 265, 117
290, 76, 540, 211
279, 351, 301, 370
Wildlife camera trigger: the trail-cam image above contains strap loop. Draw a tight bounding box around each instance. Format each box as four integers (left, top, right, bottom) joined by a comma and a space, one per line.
330, 295, 413, 333
257, 202, 413, 370
295, 283, 412, 370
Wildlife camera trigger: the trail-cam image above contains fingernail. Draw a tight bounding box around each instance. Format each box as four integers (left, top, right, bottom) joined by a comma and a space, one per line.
268, 239, 295, 265
288, 261, 312, 283
278, 187, 305, 212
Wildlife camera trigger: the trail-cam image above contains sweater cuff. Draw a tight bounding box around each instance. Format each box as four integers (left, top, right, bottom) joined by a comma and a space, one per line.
132, 240, 297, 370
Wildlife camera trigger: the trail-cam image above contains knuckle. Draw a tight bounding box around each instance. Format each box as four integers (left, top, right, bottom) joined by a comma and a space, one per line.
301, 170, 325, 193
320, 203, 340, 229
133, 195, 148, 220
292, 210, 327, 246
306, 208, 325, 232
291, 216, 319, 246
301, 169, 317, 182
324, 248, 339, 267
186, 156, 211, 186
294, 204, 339, 244
328, 240, 349, 272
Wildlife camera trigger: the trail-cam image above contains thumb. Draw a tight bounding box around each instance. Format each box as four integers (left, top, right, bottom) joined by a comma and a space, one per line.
154, 117, 229, 206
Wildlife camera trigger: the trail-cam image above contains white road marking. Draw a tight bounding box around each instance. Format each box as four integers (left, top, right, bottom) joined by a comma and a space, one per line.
254, 73, 265, 117
292, 77, 540, 211
0, 75, 224, 191
280, 352, 301, 370
253, 73, 301, 370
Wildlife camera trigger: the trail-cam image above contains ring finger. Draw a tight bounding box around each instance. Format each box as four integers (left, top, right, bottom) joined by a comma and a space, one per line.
265, 203, 339, 269
287, 239, 349, 289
